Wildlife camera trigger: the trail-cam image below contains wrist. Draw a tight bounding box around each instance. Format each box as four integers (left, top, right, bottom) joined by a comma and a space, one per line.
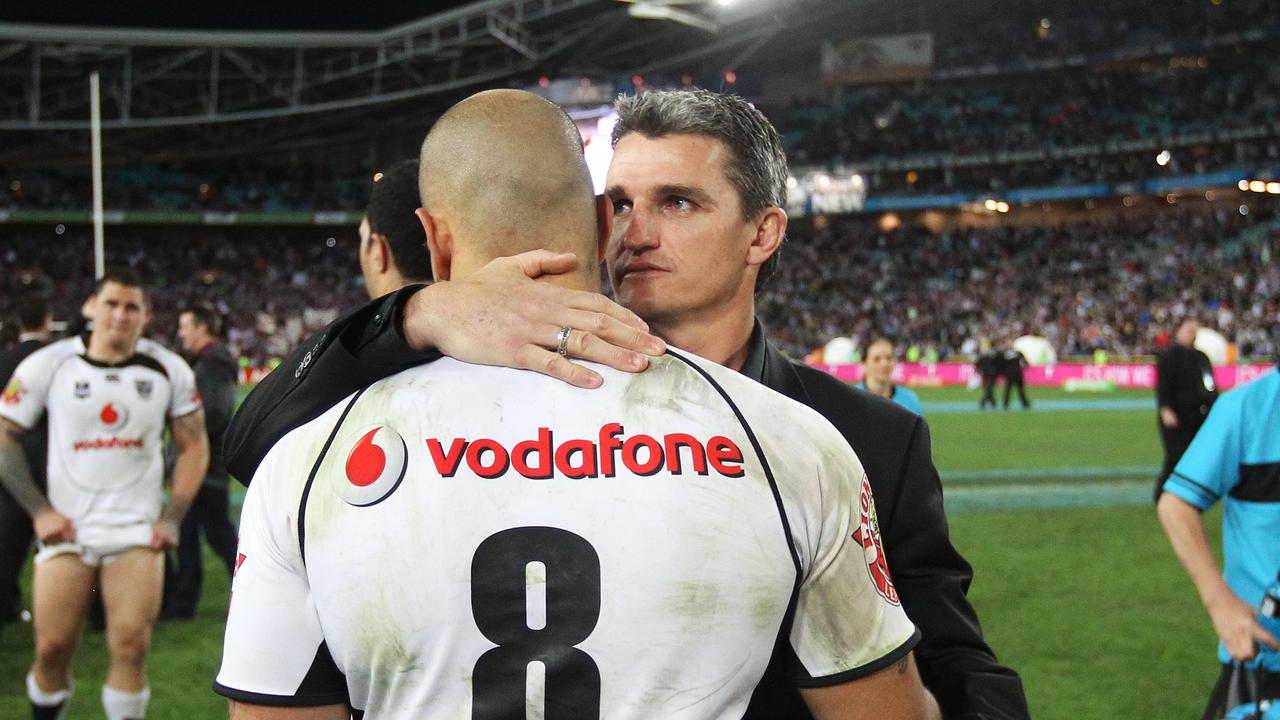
400, 284, 440, 352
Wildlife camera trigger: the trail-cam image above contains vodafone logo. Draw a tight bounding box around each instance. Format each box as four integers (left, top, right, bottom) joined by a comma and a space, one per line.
852, 477, 899, 606
99, 403, 129, 432
337, 426, 408, 507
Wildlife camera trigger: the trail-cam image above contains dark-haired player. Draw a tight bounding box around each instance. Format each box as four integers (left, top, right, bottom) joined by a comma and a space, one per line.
0, 269, 208, 720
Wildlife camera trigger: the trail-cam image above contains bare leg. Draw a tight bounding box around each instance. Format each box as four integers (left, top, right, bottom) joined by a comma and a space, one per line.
99, 547, 164, 692
31, 554, 97, 692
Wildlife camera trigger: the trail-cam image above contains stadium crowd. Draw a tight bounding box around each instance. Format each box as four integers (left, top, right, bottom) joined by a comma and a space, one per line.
757, 203, 1280, 360
784, 52, 1279, 185
0, 230, 365, 367
3, 202, 1276, 367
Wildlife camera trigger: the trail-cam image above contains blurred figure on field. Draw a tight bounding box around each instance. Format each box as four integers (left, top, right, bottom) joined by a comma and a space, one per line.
0, 290, 53, 628
976, 340, 1001, 410
1155, 317, 1218, 500
1000, 340, 1031, 410
856, 337, 922, 415
162, 304, 238, 620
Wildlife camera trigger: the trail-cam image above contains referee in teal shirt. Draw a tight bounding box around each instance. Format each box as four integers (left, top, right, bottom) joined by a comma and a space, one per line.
855, 337, 923, 416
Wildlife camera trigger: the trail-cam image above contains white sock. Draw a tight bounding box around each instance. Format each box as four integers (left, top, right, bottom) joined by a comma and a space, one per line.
26, 672, 71, 720
102, 685, 150, 720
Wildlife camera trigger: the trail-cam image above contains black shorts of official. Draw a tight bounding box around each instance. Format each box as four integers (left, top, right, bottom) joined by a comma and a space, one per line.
1203, 663, 1280, 720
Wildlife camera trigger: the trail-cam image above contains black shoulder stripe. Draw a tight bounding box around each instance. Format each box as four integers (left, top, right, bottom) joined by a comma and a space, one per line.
298, 388, 367, 565
213, 641, 349, 707
665, 350, 804, 587
1229, 462, 1280, 503
80, 351, 169, 378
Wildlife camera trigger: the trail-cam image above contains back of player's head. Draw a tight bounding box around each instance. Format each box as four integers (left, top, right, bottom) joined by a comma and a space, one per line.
93, 266, 148, 305
611, 89, 789, 283
366, 159, 432, 283
181, 303, 222, 337
419, 89, 596, 261
15, 291, 50, 332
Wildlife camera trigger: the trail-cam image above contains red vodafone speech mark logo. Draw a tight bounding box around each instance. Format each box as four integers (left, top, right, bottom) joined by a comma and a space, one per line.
99, 403, 129, 431
853, 477, 899, 606
338, 426, 408, 506
346, 428, 387, 487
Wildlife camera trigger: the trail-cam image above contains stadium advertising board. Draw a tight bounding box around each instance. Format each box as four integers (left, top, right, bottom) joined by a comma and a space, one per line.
813, 362, 1276, 391
822, 33, 934, 85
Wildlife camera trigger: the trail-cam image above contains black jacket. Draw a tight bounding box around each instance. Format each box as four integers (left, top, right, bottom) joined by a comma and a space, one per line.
0, 338, 51, 488
1155, 343, 1217, 422
744, 330, 1028, 719
188, 342, 239, 487
224, 286, 1028, 719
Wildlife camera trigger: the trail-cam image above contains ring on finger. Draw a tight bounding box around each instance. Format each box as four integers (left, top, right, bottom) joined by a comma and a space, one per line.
555, 326, 572, 357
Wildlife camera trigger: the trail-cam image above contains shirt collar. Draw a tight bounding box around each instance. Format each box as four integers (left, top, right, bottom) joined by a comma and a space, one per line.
739, 317, 769, 383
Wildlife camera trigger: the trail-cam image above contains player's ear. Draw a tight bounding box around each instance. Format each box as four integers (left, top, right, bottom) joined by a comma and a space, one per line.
746, 206, 787, 268
372, 234, 392, 273
594, 194, 614, 260
418, 208, 452, 282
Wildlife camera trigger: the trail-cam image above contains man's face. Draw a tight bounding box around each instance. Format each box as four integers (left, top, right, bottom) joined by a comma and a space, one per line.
176, 312, 205, 353
1176, 320, 1198, 347
604, 133, 760, 327
90, 281, 149, 351
864, 340, 895, 385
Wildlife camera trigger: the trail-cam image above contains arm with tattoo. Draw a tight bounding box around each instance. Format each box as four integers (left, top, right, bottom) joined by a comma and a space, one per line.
0, 417, 50, 517
0, 416, 74, 543
152, 409, 210, 550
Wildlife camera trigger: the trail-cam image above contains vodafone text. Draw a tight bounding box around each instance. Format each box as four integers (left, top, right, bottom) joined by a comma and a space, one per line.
425, 423, 746, 480
73, 437, 145, 451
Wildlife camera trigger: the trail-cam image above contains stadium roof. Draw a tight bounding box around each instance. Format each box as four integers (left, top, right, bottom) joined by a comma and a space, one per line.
0, 0, 882, 167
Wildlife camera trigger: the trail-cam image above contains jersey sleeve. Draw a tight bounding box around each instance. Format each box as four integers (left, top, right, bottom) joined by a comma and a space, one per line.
165, 353, 203, 419
214, 443, 349, 707
789, 431, 920, 686
0, 349, 54, 430
1163, 390, 1243, 510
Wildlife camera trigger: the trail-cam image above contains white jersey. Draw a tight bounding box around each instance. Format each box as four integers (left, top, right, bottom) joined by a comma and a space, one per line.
217, 350, 917, 719
0, 336, 201, 544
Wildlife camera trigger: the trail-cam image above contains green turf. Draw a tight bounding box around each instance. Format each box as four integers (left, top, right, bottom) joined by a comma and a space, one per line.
953, 504, 1223, 720
0, 551, 231, 719
0, 381, 1222, 718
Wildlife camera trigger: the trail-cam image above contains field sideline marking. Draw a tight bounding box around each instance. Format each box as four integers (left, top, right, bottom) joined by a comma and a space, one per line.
944, 479, 1152, 512
943, 465, 1158, 481
921, 398, 1154, 414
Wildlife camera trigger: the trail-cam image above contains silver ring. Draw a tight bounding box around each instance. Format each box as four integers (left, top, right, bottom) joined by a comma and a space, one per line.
555, 326, 572, 357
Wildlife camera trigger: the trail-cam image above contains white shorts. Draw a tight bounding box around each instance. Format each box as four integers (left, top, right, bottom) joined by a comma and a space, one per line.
34, 523, 153, 567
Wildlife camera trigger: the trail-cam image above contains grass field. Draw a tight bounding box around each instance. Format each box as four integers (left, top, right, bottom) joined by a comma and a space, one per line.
0, 384, 1227, 718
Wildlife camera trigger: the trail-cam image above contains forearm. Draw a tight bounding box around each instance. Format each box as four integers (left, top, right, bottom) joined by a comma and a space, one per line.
163, 438, 209, 525
0, 429, 50, 517
1157, 493, 1232, 607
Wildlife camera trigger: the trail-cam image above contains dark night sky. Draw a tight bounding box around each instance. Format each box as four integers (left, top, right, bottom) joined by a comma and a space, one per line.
0, 1, 475, 31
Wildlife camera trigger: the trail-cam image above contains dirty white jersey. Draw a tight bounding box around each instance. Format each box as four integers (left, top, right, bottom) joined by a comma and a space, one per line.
216, 350, 917, 719
0, 335, 201, 543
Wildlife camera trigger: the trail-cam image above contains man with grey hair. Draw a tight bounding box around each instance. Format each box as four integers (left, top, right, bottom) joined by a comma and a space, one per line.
225, 88, 1028, 719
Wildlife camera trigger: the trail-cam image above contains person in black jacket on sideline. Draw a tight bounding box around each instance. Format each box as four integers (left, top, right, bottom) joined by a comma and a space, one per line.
1154, 316, 1218, 500
0, 291, 54, 626
999, 342, 1030, 410
160, 303, 238, 619
224, 89, 1028, 719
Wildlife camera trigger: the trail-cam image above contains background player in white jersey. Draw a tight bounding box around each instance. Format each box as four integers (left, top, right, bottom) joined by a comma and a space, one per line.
0, 268, 209, 720
218, 90, 937, 720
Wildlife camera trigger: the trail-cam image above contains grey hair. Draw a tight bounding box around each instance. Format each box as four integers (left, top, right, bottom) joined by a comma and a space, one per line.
611, 89, 788, 283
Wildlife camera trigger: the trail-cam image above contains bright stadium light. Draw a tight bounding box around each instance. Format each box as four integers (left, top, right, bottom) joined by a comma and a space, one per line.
996, 201, 1010, 213
1268, 182, 1280, 194
1155, 149, 1171, 166
983, 199, 998, 211
1249, 180, 1266, 192
1238, 179, 1250, 191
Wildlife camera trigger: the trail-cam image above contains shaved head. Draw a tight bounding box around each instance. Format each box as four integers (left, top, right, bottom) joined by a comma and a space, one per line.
419, 89, 597, 267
